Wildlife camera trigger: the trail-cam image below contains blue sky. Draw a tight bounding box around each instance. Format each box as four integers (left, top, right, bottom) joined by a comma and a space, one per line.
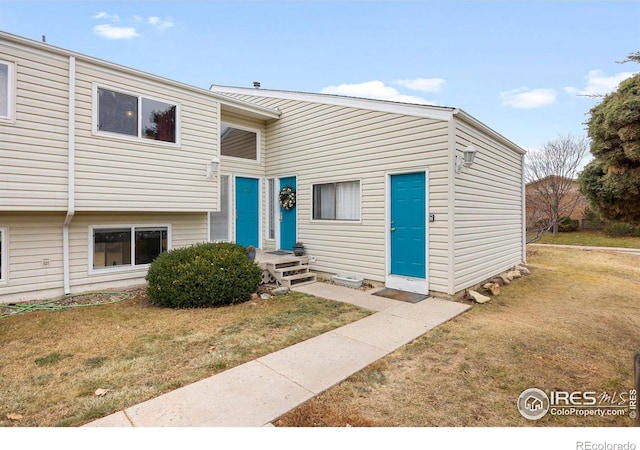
0, 1, 638, 151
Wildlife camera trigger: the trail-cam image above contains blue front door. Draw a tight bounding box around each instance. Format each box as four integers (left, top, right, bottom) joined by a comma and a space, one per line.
235, 177, 259, 247
390, 172, 426, 278
279, 176, 297, 251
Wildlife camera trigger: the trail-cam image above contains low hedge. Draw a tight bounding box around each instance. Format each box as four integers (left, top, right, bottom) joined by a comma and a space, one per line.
146, 242, 262, 308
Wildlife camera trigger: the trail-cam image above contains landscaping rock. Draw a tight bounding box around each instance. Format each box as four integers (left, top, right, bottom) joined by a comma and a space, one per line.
260, 293, 272, 300
507, 270, 522, 280
469, 290, 491, 304
251, 293, 260, 301
483, 282, 501, 296
498, 273, 511, 285
272, 286, 290, 296
516, 265, 530, 275
490, 277, 504, 287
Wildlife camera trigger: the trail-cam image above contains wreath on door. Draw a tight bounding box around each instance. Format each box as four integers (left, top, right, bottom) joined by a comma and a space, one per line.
279, 186, 296, 210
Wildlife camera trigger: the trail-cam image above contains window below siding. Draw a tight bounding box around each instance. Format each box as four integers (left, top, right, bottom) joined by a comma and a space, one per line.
91, 225, 169, 271
312, 180, 361, 221
0, 228, 6, 282
0, 61, 15, 121
96, 87, 178, 143
220, 124, 259, 161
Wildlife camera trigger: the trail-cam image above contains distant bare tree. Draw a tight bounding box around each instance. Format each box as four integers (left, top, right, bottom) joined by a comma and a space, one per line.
526, 134, 590, 241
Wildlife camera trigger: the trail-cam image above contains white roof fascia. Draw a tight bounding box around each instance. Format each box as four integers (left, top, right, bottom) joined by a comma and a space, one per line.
453, 109, 527, 155
0, 31, 280, 122
210, 85, 455, 122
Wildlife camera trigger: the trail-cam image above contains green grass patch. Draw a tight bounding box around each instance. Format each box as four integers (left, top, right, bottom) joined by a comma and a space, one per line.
534, 230, 640, 248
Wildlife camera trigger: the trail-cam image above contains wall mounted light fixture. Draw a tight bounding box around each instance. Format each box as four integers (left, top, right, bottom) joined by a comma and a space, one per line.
455, 144, 477, 174
206, 156, 220, 178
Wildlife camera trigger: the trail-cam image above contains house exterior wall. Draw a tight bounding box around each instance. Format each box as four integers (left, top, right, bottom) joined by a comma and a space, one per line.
213, 91, 453, 292
0, 39, 70, 211
73, 61, 219, 213
0, 213, 66, 302
452, 117, 525, 292
0, 211, 208, 303
0, 32, 278, 303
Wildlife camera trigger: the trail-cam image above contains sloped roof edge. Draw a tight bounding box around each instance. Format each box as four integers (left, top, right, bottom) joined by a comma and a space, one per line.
0, 31, 280, 121
210, 84, 456, 122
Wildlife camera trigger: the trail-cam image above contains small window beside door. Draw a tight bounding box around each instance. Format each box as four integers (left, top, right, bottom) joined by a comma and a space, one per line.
312, 180, 361, 221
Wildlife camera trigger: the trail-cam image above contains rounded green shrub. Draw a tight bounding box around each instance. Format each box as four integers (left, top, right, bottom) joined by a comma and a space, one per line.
146, 242, 263, 308
558, 216, 579, 232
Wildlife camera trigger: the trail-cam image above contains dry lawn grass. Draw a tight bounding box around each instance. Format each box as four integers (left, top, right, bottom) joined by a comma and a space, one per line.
275, 247, 640, 427
0, 289, 370, 427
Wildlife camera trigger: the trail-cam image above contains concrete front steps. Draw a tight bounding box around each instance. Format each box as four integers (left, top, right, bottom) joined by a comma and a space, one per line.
266, 256, 316, 288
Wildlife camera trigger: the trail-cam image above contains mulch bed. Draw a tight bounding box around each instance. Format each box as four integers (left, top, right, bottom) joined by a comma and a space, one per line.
0, 286, 147, 319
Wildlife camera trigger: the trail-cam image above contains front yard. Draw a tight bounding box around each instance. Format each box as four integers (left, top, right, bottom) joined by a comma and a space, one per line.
275, 246, 640, 426
0, 290, 370, 427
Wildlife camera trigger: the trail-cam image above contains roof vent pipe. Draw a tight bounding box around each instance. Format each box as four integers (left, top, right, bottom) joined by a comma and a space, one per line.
253, 81, 261, 89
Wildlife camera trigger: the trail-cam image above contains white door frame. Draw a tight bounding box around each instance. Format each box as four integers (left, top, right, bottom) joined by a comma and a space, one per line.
385, 169, 429, 295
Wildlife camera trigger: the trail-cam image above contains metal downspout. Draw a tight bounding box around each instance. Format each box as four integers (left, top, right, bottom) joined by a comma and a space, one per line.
63, 56, 75, 294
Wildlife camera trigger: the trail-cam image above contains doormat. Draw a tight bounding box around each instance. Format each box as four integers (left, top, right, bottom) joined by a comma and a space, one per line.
372, 288, 428, 303
267, 251, 291, 256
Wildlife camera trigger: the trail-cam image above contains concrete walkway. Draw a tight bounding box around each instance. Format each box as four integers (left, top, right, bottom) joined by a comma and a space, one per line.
84, 283, 470, 427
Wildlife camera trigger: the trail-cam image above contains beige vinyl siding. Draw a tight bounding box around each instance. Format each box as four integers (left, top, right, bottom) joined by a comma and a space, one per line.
452, 118, 524, 292
68, 212, 208, 292
0, 41, 69, 211
0, 213, 66, 302
219, 112, 267, 246
225, 94, 451, 288
73, 61, 218, 212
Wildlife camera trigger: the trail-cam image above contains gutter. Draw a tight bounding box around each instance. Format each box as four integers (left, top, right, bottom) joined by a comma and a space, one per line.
63, 56, 75, 294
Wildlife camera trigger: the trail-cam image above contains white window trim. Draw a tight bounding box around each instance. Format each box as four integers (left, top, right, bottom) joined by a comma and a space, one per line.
92, 83, 181, 147
266, 177, 276, 241
0, 227, 7, 283
220, 122, 261, 163
310, 179, 363, 223
0, 60, 16, 122
88, 224, 171, 274
209, 174, 232, 243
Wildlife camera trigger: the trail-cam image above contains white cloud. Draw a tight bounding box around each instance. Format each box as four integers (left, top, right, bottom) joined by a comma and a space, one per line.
92, 11, 119, 21
500, 87, 557, 109
93, 24, 139, 40
565, 70, 635, 97
394, 77, 446, 93
148, 16, 174, 30
320, 81, 433, 104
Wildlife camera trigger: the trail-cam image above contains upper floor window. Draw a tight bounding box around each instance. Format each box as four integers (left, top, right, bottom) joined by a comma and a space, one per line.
220, 124, 258, 160
312, 180, 361, 221
0, 61, 15, 121
97, 87, 177, 143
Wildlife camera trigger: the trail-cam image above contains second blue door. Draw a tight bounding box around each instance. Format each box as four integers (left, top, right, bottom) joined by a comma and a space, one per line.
279, 176, 297, 251
390, 172, 426, 278
235, 177, 259, 248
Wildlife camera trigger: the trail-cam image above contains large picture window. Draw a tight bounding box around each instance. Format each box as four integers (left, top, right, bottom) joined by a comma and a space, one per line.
0, 61, 14, 120
92, 226, 168, 270
313, 180, 361, 221
97, 87, 177, 143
